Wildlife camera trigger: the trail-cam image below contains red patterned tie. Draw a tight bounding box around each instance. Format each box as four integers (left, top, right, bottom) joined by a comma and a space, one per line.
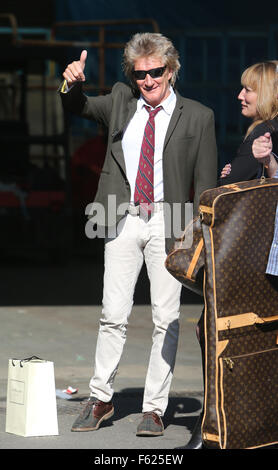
134, 105, 162, 211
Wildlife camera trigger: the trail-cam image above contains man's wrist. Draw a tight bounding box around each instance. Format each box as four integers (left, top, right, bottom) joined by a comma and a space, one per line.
61, 79, 76, 94
60, 79, 68, 93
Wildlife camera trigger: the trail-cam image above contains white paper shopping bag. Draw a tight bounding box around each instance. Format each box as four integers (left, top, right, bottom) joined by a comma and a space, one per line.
5, 356, 59, 437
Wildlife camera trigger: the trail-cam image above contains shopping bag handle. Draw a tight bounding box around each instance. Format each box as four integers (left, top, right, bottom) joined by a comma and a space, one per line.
12, 356, 44, 367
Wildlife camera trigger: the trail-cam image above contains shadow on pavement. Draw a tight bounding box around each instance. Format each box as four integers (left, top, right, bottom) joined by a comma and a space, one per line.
57, 388, 203, 435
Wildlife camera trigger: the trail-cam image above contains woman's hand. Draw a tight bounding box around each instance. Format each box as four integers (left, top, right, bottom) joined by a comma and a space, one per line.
220, 163, 231, 178
252, 132, 272, 167
252, 132, 278, 177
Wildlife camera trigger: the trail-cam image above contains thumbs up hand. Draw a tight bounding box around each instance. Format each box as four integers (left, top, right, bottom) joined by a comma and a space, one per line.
63, 50, 87, 86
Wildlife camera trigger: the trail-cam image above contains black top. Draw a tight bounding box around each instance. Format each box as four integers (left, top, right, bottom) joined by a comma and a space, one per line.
219, 118, 278, 186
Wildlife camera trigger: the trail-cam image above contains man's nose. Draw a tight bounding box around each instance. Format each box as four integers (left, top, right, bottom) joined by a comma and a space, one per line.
144, 73, 153, 85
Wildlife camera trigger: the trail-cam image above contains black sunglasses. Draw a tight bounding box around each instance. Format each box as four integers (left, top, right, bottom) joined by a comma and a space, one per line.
132, 65, 167, 80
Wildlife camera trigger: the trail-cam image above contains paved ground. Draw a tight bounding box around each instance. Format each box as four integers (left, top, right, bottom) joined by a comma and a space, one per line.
0, 299, 204, 451
0, 256, 274, 460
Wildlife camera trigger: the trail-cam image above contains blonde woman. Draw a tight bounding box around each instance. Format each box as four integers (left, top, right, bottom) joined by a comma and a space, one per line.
187, 61, 278, 450
220, 61, 278, 183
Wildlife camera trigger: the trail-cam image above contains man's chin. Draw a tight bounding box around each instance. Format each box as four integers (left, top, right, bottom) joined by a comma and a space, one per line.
142, 92, 159, 106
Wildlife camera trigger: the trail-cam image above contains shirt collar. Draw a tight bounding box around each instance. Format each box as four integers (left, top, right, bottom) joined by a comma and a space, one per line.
137, 86, 176, 115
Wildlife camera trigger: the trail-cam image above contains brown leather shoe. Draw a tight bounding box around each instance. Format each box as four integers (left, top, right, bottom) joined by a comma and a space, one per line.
136, 411, 164, 436
71, 398, 114, 432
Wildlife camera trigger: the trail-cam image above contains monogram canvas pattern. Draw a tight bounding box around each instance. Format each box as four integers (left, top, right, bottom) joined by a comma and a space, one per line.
165, 216, 204, 296
200, 178, 278, 449
220, 348, 278, 449
166, 178, 278, 449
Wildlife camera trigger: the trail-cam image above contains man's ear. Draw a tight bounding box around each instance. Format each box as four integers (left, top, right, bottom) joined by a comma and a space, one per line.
167, 68, 173, 84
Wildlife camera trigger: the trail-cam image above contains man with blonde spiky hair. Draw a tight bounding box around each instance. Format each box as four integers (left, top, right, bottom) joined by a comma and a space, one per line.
60, 32, 217, 437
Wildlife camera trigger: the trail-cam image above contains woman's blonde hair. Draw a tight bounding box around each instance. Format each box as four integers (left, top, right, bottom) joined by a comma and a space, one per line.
241, 60, 278, 136
123, 32, 180, 90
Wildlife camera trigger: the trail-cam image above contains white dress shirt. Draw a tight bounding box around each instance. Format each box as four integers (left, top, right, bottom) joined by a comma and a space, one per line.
122, 87, 176, 202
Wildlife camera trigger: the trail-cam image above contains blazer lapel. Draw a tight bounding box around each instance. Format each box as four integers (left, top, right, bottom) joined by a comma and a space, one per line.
111, 97, 137, 174
163, 91, 184, 150
110, 90, 185, 173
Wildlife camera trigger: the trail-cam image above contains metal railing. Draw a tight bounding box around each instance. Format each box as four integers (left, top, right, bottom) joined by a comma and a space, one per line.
0, 15, 159, 93
1, 14, 278, 165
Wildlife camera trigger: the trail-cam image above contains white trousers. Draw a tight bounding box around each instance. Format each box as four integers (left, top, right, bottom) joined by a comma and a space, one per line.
89, 205, 182, 416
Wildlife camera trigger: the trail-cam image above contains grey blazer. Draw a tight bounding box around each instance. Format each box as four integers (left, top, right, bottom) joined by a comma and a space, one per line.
60, 82, 218, 252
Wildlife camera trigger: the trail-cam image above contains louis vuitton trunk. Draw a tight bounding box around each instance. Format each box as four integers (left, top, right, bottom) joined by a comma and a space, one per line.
199, 178, 278, 449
